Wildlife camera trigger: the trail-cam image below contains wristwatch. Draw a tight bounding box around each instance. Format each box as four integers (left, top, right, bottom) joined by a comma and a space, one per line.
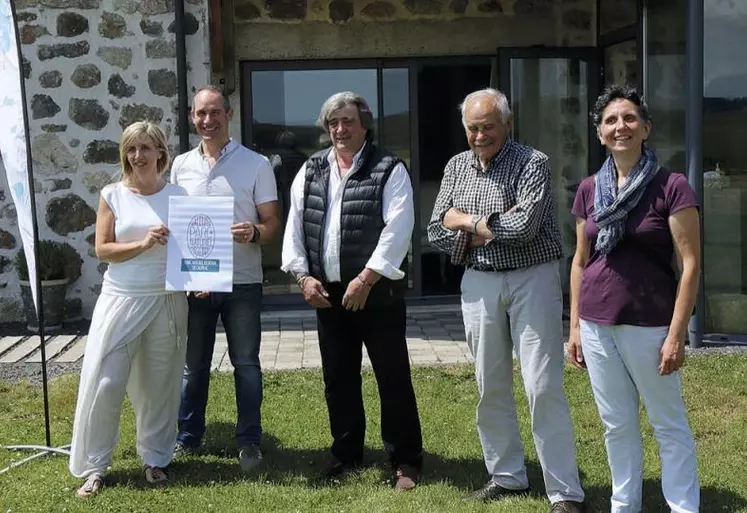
249, 227, 260, 243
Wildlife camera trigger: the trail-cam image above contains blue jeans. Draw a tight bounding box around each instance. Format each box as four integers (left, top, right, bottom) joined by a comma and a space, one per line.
177, 284, 263, 448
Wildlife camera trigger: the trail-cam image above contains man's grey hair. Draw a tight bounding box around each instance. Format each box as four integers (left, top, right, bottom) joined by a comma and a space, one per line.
459, 88, 512, 126
192, 84, 231, 112
316, 91, 375, 142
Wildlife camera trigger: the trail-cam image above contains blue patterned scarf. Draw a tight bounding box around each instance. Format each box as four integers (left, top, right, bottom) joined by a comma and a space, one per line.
593, 148, 660, 255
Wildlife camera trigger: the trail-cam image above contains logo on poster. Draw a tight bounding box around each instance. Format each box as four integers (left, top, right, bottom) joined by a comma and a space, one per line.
187, 214, 215, 258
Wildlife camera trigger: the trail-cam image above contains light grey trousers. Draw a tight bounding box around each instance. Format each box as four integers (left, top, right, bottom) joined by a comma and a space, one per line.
461, 260, 584, 504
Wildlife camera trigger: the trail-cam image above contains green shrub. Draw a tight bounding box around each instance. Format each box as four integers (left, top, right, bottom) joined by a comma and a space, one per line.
14, 240, 83, 283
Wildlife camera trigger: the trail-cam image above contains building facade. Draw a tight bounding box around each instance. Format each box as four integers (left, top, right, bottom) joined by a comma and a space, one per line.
0, 0, 745, 344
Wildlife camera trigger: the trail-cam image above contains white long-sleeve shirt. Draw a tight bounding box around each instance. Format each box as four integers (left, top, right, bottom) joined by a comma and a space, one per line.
281, 146, 414, 282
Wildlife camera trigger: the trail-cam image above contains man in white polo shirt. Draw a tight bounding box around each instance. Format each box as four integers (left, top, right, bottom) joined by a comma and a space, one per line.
170, 85, 280, 471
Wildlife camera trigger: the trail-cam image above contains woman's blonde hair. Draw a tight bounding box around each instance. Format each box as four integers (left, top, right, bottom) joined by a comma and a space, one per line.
119, 121, 171, 177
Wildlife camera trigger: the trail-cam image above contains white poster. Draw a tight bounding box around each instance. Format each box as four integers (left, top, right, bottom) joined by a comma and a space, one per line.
0, 1, 38, 311
166, 196, 234, 292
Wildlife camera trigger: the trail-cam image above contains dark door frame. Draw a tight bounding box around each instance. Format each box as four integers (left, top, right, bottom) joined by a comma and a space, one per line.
498, 46, 602, 177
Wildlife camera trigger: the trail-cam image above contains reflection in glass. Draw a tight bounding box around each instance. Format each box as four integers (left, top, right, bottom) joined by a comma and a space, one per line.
604, 39, 637, 88
416, 61, 492, 295
600, 0, 637, 35
381, 68, 414, 287
251, 69, 378, 295
703, 0, 747, 335
509, 58, 589, 292
646, 0, 686, 173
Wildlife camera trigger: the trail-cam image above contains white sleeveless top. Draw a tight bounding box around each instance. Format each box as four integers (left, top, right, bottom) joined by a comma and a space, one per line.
101, 182, 187, 296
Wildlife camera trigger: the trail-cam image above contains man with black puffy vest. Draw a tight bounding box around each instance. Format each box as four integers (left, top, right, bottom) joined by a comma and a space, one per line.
281, 91, 423, 490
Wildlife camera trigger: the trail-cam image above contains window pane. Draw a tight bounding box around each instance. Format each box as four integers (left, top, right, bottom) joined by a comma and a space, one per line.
381, 68, 414, 288
600, 0, 637, 35
251, 69, 378, 296
604, 39, 637, 88
509, 57, 589, 294
646, 0, 686, 172
703, 0, 747, 335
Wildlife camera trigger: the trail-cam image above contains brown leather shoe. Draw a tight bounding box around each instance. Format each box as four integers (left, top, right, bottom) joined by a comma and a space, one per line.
550, 500, 585, 513
394, 464, 419, 491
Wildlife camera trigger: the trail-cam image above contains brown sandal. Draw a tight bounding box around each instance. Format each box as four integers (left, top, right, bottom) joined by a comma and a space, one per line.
144, 465, 168, 484
76, 473, 104, 498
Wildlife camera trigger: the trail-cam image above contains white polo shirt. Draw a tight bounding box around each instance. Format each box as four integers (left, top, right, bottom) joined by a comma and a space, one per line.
170, 140, 278, 285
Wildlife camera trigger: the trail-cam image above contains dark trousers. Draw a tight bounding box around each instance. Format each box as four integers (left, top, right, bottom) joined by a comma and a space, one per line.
178, 284, 263, 448
316, 283, 423, 469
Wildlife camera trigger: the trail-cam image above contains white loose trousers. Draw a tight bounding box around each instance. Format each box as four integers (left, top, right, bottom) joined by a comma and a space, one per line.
69, 292, 188, 478
461, 261, 584, 504
580, 320, 700, 513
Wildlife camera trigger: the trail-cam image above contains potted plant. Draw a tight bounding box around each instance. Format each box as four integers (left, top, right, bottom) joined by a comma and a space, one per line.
15, 240, 82, 332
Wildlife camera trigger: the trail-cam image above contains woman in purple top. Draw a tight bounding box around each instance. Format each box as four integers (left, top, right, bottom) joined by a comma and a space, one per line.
568, 85, 701, 513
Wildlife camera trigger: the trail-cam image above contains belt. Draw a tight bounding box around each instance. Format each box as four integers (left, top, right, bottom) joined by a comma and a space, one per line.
466, 264, 516, 273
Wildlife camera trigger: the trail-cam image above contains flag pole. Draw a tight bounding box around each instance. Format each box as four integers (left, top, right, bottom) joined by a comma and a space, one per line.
10, 0, 51, 448
0, 0, 69, 473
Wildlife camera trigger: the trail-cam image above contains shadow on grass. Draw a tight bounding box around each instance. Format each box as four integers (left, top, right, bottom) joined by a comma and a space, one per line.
106, 422, 747, 512
570, 478, 747, 513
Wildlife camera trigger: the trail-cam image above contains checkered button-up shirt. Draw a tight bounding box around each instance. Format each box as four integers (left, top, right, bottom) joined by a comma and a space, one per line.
426, 139, 563, 271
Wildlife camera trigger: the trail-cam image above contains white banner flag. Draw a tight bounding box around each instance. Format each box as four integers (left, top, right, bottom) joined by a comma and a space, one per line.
0, 0, 38, 312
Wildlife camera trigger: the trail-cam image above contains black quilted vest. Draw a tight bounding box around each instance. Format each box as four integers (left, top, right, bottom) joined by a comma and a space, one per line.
302, 144, 407, 305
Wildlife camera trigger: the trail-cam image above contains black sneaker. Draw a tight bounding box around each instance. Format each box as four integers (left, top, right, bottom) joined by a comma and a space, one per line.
462, 481, 529, 502
173, 441, 199, 458
551, 500, 585, 513
238, 444, 263, 472
320, 457, 362, 480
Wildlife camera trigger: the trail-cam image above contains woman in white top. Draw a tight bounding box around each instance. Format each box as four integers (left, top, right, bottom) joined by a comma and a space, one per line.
69, 122, 189, 497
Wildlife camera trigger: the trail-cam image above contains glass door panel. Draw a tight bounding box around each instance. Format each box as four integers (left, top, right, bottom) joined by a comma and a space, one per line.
500, 50, 596, 294
249, 69, 378, 296
604, 39, 638, 87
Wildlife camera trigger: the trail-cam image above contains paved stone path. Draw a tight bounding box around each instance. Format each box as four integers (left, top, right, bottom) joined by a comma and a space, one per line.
0, 306, 487, 371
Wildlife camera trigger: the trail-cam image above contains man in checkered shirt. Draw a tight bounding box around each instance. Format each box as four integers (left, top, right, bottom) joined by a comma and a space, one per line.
427, 88, 585, 513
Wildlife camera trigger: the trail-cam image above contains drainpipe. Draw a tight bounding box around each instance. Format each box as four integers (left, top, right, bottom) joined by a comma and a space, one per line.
175, 0, 190, 153
686, 0, 704, 348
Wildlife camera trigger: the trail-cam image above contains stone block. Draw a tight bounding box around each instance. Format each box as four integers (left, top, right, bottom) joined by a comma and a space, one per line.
71, 64, 101, 88
0, 229, 17, 249
82, 170, 114, 194
146, 39, 176, 58
449, 0, 467, 14
114, 0, 139, 13
40, 0, 100, 7
0, 255, 10, 274
32, 133, 78, 175
119, 104, 164, 128
236, 1, 261, 19
139, 0, 174, 14
361, 1, 395, 17
38, 41, 89, 60
39, 70, 63, 88
69, 98, 110, 130
99, 11, 129, 39
84, 140, 120, 164
97, 46, 133, 69
41, 124, 68, 132
477, 0, 501, 12
404, 0, 442, 14
329, 0, 353, 21
20, 24, 49, 45
57, 12, 89, 37
167, 12, 199, 34
17, 12, 38, 22
265, 0, 306, 19
46, 194, 97, 235
147, 69, 177, 97
99, 11, 130, 39
140, 18, 163, 36
108, 73, 136, 98
514, 0, 552, 15
31, 95, 61, 119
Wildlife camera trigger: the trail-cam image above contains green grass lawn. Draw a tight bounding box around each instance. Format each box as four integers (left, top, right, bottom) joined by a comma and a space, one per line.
1, 355, 746, 513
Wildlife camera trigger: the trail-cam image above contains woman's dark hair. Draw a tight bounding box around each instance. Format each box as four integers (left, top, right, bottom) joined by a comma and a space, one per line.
591, 85, 652, 128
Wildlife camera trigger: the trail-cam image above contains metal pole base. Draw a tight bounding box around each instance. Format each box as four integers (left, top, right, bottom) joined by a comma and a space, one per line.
0, 444, 71, 474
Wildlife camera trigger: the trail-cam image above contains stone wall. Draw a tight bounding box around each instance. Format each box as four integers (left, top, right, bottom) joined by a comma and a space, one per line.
0, 0, 209, 322
227, 0, 595, 155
